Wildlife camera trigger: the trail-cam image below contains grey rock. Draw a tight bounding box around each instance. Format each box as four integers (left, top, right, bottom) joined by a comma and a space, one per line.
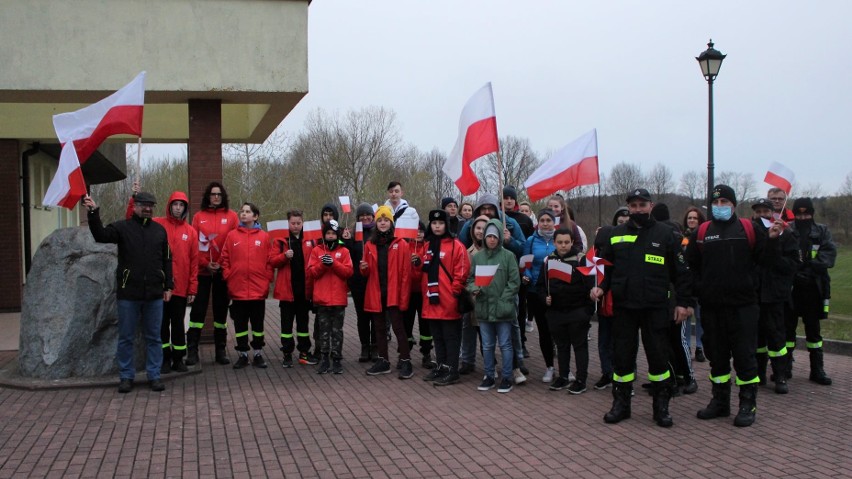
19, 227, 146, 379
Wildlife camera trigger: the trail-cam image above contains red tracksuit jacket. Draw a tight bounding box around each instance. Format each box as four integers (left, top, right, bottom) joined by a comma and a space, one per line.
220, 226, 274, 301
307, 242, 353, 307
191, 207, 239, 275
420, 237, 470, 320
362, 237, 411, 313
152, 192, 198, 298
270, 234, 315, 302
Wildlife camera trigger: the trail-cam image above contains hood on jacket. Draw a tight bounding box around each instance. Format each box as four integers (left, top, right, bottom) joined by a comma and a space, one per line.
483, 218, 505, 254
611, 207, 629, 226
474, 194, 500, 218
167, 191, 190, 221
321, 203, 340, 222
468, 215, 490, 246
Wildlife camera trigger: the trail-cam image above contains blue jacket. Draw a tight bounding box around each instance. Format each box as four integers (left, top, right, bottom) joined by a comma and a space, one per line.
457, 193, 526, 256
522, 231, 555, 293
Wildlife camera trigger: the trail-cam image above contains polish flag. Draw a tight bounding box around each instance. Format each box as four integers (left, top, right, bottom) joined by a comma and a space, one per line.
43, 72, 146, 208
475, 264, 500, 287
443, 83, 499, 195
577, 247, 612, 286
395, 217, 419, 240
547, 260, 573, 283
267, 220, 290, 242
303, 220, 323, 241
524, 129, 599, 202
355, 222, 364, 242
372, 203, 379, 213
519, 254, 534, 271
763, 161, 795, 195
339, 196, 351, 214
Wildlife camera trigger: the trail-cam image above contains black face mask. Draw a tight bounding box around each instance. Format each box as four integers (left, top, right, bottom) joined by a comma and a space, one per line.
795, 218, 814, 230
629, 212, 652, 227
324, 239, 337, 249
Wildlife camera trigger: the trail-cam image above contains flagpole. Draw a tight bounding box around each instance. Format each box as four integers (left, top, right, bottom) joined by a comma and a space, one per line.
136, 137, 142, 182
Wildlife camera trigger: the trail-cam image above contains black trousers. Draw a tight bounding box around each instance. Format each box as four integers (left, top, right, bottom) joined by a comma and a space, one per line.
702, 304, 759, 384
279, 298, 311, 355
758, 301, 787, 356
431, 318, 462, 373
612, 307, 673, 385
187, 274, 230, 348
351, 286, 375, 348
527, 291, 554, 368
162, 295, 188, 359
786, 283, 823, 349
402, 293, 432, 354
230, 300, 266, 352
374, 307, 409, 361
547, 307, 590, 383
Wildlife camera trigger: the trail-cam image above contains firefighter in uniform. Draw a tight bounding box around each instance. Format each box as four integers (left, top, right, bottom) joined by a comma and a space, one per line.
785, 197, 836, 385
591, 188, 693, 428
686, 185, 784, 428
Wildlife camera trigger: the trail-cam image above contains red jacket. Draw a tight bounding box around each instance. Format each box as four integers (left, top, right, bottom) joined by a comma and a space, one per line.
409, 240, 427, 293
270, 234, 315, 302
420, 237, 470, 320
152, 192, 198, 298
307, 242, 353, 307
362, 237, 411, 313
191, 207, 239, 275
220, 226, 274, 300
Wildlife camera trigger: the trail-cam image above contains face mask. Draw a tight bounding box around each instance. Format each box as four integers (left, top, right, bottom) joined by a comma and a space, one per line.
795, 218, 814, 230
324, 239, 337, 249
711, 205, 733, 221
629, 212, 652, 227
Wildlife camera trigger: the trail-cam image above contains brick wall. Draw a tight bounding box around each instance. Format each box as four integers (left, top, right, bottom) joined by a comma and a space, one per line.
0, 140, 23, 311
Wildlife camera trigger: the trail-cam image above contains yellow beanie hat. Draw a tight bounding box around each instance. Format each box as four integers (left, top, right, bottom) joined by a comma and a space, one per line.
375, 205, 394, 223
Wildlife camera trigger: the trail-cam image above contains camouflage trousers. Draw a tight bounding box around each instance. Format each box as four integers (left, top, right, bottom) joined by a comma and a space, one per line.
317, 305, 345, 360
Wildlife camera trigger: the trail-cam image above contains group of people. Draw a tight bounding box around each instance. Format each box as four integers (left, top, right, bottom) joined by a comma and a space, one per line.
84, 178, 836, 430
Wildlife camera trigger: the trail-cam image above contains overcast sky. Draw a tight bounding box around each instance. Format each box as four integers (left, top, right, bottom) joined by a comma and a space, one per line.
146, 0, 852, 195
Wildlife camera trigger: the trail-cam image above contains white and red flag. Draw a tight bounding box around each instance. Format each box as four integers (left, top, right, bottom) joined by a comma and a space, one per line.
302, 220, 323, 241
547, 260, 573, 283
339, 196, 351, 214
443, 83, 499, 195
355, 222, 364, 242
763, 161, 795, 195
395, 217, 420, 240
519, 254, 534, 272
577, 247, 612, 286
524, 129, 599, 202
372, 203, 379, 213
43, 71, 146, 208
474, 264, 499, 287
267, 220, 290, 242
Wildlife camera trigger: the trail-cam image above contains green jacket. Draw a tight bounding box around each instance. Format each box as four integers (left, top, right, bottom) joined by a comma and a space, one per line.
466, 219, 521, 322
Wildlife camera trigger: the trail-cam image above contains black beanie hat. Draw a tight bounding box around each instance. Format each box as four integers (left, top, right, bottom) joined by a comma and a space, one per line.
355, 202, 373, 218
651, 203, 671, 222
792, 197, 815, 215
428, 209, 449, 224
502, 185, 518, 200
712, 184, 738, 206
322, 219, 340, 236
441, 197, 458, 209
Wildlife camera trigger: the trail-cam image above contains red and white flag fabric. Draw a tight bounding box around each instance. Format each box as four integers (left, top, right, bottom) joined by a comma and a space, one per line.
547, 260, 573, 283
43, 72, 146, 208
267, 220, 290, 242
395, 217, 419, 240
355, 222, 364, 242
524, 129, 599, 202
302, 220, 323, 241
763, 161, 795, 195
372, 204, 379, 213
443, 83, 499, 195
339, 196, 351, 214
519, 254, 534, 271
577, 247, 612, 286
474, 264, 499, 287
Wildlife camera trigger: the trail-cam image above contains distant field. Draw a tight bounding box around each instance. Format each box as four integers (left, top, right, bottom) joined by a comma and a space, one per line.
804, 244, 850, 341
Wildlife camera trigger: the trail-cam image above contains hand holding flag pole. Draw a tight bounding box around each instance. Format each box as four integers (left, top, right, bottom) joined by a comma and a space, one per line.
577, 247, 611, 313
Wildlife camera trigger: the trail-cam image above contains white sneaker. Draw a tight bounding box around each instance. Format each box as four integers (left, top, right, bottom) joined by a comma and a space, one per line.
525, 320, 535, 333
542, 366, 555, 383
513, 368, 527, 385
568, 371, 576, 382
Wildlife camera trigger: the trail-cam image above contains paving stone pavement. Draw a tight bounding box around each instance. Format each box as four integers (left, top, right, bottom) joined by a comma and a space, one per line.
0, 299, 850, 478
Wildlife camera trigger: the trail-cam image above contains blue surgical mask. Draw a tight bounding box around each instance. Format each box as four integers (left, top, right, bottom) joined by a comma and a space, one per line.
711, 205, 733, 221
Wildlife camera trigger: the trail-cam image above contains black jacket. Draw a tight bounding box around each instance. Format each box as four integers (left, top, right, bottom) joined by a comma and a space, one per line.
88, 209, 174, 301
600, 217, 693, 310
790, 221, 836, 300
536, 248, 594, 315
754, 221, 800, 303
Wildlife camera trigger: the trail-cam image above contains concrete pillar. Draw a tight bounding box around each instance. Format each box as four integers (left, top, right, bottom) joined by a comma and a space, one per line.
188, 100, 222, 343
0, 140, 23, 311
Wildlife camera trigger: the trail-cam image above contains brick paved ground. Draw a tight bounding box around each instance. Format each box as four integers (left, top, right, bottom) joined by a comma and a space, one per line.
0, 299, 850, 478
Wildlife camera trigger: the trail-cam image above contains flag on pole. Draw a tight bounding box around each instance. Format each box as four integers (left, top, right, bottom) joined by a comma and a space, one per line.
577, 247, 612, 286
355, 222, 364, 242
339, 196, 351, 214
302, 220, 323, 241
43, 72, 146, 209
763, 161, 795, 195
267, 220, 290, 242
547, 260, 573, 283
372, 203, 379, 213
395, 217, 419, 240
474, 264, 499, 287
519, 254, 534, 272
524, 129, 599, 202
443, 83, 499, 195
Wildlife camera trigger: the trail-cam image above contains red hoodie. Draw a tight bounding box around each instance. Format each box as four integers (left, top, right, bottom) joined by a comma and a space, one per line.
420, 237, 470, 320
220, 226, 274, 300
270, 234, 316, 302
362, 237, 411, 313
307, 242, 353, 307
191, 207, 239, 275
152, 192, 199, 298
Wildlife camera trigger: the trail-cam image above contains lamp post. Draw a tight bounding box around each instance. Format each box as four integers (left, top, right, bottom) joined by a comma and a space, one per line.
696, 40, 726, 212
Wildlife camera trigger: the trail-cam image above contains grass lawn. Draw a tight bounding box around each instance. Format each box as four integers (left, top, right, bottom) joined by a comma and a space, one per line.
801, 244, 851, 341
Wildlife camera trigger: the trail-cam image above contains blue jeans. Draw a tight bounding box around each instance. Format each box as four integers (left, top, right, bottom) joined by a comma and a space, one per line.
117, 298, 164, 381
685, 306, 703, 350
480, 321, 513, 380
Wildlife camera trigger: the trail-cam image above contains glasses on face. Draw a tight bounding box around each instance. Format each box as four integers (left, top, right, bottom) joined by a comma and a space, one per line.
210, 192, 223, 197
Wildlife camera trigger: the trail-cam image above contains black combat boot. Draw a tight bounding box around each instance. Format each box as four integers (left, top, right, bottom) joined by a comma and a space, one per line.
733, 384, 757, 427
808, 348, 832, 385
697, 382, 731, 419
215, 346, 230, 365
652, 384, 673, 428
604, 383, 632, 424
770, 356, 788, 394
161, 348, 172, 375
185, 333, 200, 366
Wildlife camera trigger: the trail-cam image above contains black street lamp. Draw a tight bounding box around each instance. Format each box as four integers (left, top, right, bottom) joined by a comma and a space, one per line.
696, 40, 726, 212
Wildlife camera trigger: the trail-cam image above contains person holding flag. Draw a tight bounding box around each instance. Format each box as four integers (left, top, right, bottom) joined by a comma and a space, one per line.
522, 209, 559, 383
344, 203, 378, 363
538, 228, 594, 394
466, 219, 520, 393
186, 182, 239, 366
458, 215, 490, 377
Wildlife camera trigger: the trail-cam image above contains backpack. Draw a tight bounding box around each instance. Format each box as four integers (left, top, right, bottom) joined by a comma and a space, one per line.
696, 218, 755, 251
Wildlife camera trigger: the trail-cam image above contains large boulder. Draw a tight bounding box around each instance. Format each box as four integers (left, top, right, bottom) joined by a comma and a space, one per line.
19, 227, 145, 379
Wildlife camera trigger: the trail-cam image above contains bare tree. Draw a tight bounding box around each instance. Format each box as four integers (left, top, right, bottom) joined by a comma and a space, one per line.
679, 170, 706, 205
717, 171, 756, 203
607, 162, 643, 199
646, 163, 674, 201
475, 136, 541, 199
